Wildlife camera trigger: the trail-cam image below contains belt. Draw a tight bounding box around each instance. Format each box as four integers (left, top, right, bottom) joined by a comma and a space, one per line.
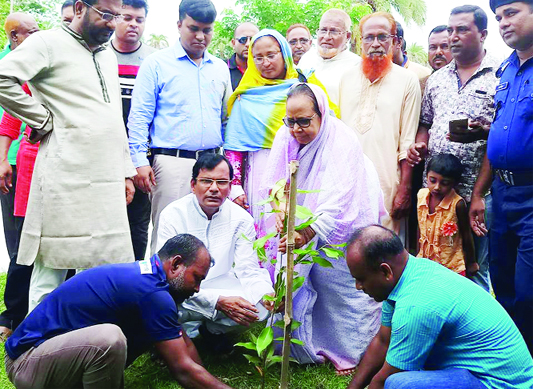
151, 147, 220, 160
494, 169, 533, 186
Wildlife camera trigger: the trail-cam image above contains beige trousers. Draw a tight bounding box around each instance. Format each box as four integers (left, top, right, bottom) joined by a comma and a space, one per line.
150, 154, 196, 254
5, 323, 127, 389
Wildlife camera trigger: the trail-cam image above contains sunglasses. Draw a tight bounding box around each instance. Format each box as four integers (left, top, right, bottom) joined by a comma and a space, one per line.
236, 36, 253, 44
283, 114, 317, 129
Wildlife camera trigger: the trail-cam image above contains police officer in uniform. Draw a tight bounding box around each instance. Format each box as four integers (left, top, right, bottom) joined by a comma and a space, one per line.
470, 0, 533, 355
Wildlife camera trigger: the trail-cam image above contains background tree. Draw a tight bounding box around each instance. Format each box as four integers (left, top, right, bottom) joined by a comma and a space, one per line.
210, 0, 427, 60
0, 0, 64, 48
406, 42, 429, 66
146, 33, 169, 50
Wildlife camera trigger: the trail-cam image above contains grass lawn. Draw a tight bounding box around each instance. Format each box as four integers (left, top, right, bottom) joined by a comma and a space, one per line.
0, 273, 352, 389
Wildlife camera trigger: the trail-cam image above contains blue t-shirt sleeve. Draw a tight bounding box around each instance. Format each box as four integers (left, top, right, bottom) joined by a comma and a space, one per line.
381, 300, 393, 327
139, 290, 182, 342
386, 305, 445, 371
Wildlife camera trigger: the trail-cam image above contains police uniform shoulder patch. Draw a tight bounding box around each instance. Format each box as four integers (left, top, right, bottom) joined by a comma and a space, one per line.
138, 259, 153, 274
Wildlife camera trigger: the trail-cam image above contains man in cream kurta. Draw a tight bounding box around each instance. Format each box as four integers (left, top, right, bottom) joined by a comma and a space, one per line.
297, 8, 360, 105
156, 154, 273, 338
339, 12, 421, 243
0, 0, 136, 312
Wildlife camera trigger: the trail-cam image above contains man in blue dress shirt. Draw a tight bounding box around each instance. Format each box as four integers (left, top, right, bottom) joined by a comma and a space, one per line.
346, 225, 533, 389
470, 0, 533, 355
128, 0, 232, 254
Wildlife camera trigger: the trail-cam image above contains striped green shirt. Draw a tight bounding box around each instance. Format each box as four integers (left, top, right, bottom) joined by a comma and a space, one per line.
383, 255, 533, 388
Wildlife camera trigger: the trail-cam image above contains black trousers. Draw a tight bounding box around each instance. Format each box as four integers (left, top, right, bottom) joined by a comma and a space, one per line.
0, 166, 33, 330
127, 188, 151, 261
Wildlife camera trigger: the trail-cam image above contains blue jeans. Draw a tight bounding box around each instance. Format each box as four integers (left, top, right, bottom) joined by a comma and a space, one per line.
470, 194, 492, 292
384, 368, 486, 389
489, 178, 533, 355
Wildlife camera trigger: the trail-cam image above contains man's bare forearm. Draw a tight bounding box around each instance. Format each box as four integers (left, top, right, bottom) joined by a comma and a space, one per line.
471, 154, 492, 199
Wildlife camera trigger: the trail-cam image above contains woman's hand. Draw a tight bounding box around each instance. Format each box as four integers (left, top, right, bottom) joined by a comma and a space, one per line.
278, 226, 316, 253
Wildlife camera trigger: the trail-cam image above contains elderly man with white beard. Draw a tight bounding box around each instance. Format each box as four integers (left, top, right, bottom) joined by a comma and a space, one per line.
297, 8, 360, 104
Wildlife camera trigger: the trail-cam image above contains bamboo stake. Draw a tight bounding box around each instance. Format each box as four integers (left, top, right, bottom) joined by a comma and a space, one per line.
280, 160, 299, 389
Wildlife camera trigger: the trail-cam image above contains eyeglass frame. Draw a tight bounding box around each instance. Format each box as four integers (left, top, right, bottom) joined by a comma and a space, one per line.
82, 1, 122, 22
252, 51, 282, 65
316, 28, 346, 37
195, 178, 231, 189
288, 37, 310, 46
361, 34, 396, 44
283, 114, 317, 129
236, 36, 253, 45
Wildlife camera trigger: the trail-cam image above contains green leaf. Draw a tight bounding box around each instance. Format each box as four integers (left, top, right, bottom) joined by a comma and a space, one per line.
290, 338, 305, 346
312, 256, 333, 268
253, 232, 277, 251
256, 327, 274, 356
273, 320, 285, 329
235, 341, 256, 351
321, 247, 344, 259
271, 178, 287, 198
295, 216, 318, 230
266, 355, 283, 369
274, 336, 284, 341
291, 320, 302, 331
243, 354, 262, 365
254, 197, 274, 206
257, 246, 268, 263
262, 294, 275, 301
329, 243, 348, 248
296, 189, 321, 194
295, 259, 313, 265
293, 276, 305, 291
295, 205, 314, 219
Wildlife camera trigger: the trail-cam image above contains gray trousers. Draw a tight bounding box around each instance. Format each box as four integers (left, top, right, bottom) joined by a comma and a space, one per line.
5, 324, 127, 389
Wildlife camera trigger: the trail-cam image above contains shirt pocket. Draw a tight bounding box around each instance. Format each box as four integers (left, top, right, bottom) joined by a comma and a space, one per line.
517, 83, 533, 120
467, 90, 494, 122
493, 87, 509, 123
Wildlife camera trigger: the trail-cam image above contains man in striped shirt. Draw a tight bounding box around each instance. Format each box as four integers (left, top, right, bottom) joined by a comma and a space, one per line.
346, 225, 533, 389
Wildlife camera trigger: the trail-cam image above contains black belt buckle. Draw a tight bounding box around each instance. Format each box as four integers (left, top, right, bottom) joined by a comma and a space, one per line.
497, 169, 515, 186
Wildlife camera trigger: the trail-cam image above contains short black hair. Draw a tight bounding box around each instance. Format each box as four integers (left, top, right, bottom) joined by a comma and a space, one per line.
192, 153, 234, 181
348, 225, 404, 271
61, 0, 74, 11
179, 0, 217, 23
122, 0, 148, 15
429, 24, 448, 39
427, 153, 464, 183
450, 5, 488, 31
287, 83, 323, 119
157, 233, 207, 266
395, 21, 406, 51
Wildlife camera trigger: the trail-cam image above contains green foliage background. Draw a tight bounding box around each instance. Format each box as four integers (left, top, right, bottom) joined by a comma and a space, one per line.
210, 0, 427, 60
0, 0, 64, 48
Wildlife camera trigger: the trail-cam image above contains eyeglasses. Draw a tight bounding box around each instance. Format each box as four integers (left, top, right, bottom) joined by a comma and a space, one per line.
236, 36, 253, 44
288, 38, 310, 46
283, 114, 317, 129
316, 28, 345, 37
83, 1, 122, 22
253, 51, 281, 65
362, 34, 395, 44
196, 178, 231, 189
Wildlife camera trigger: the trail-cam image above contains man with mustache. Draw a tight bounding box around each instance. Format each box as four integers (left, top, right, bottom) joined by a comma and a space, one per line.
428, 25, 453, 71
339, 11, 421, 245
110, 0, 155, 261
469, 0, 533, 355
407, 5, 500, 292
298, 8, 361, 104
286, 23, 312, 66
156, 154, 274, 353
228, 22, 259, 90
4, 234, 234, 389
0, 0, 137, 312
128, 0, 231, 256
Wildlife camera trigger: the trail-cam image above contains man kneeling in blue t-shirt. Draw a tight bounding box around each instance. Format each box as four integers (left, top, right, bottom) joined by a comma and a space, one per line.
4, 234, 234, 389
346, 225, 533, 389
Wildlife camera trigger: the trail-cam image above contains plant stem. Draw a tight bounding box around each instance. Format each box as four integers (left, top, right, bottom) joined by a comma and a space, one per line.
280, 161, 299, 389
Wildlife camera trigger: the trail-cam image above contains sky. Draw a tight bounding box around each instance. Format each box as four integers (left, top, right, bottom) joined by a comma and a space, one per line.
143, 0, 512, 61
